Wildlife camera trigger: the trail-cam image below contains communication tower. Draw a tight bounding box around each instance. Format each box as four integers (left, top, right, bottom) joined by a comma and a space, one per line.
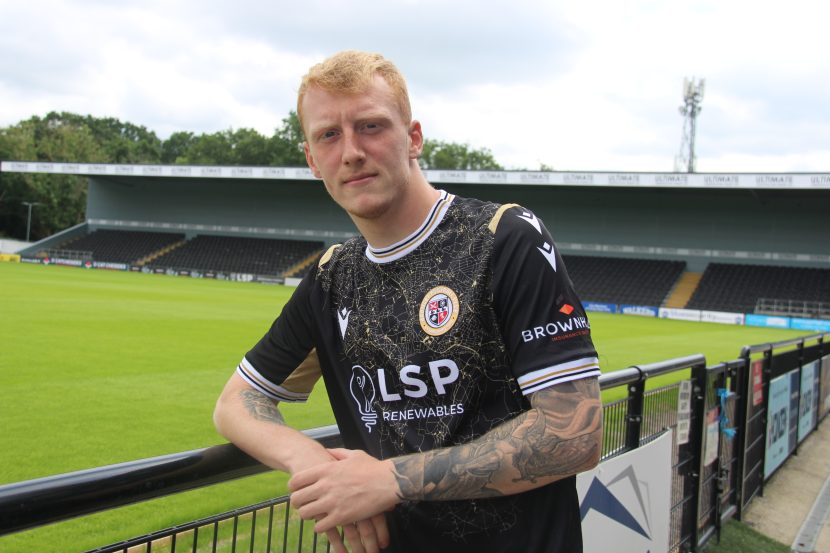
674, 77, 705, 173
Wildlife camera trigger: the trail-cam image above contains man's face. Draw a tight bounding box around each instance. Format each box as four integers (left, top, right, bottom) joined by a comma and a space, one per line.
302, 75, 423, 222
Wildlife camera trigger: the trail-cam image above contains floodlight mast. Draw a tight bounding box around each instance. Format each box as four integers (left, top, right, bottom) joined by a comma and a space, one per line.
21, 201, 42, 242
675, 77, 705, 173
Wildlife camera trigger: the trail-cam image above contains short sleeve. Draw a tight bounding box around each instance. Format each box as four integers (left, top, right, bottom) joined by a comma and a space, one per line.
236, 266, 321, 402
491, 205, 600, 396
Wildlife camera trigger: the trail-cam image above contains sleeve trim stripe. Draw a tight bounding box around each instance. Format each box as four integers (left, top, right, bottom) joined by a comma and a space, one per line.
517, 356, 600, 389
521, 369, 601, 396
237, 358, 310, 403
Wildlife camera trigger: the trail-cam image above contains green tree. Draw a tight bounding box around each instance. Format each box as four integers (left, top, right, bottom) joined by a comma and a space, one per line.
270, 111, 306, 166
160, 131, 195, 164
38, 112, 162, 164
419, 139, 503, 170
0, 117, 106, 240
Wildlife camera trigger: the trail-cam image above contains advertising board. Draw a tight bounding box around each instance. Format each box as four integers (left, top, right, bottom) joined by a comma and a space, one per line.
583, 302, 617, 314
578, 432, 671, 553
765, 371, 796, 478
745, 314, 791, 329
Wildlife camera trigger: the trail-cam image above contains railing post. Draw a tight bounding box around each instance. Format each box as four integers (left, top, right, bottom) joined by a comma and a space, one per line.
819, 335, 827, 428
793, 338, 806, 457
758, 347, 773, 499
732, 354, 750, 520
688, 360, 708, 552
624, 367, 646, 451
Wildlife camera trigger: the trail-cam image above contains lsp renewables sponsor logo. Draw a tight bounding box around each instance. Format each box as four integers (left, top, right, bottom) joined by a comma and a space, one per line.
349, 361, 464, 426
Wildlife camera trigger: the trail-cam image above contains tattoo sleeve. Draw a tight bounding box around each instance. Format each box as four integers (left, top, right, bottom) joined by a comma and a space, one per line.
391, 377, 602, 502
240, 389, 286, 425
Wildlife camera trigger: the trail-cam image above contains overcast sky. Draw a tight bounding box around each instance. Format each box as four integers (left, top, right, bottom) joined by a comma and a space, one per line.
1, 0, 828, 172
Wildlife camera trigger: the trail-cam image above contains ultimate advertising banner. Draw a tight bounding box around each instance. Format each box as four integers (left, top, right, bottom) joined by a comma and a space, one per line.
577, 432, 671, 553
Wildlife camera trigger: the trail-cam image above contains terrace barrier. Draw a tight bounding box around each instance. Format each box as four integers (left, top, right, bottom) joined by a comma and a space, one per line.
1, 333, 828, 552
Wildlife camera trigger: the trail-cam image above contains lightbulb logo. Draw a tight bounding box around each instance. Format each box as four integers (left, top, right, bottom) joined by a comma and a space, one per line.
349, 365, 378, 433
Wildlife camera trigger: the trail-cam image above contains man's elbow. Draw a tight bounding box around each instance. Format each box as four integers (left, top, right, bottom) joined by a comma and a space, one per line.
213, 387, 235, 440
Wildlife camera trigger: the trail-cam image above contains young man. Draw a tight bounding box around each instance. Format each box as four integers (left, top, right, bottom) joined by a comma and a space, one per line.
214, 51, 603, 553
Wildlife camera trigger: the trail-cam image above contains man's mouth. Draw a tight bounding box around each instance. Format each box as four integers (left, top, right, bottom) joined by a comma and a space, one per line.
343, 173, 376, 186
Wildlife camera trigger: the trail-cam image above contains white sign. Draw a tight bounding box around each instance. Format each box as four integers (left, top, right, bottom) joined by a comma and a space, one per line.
676, 379, 692, 445
704, 408, 720, 466
578, 432, 671, 553
659, 308, 702, 322
700, 310, 745, 325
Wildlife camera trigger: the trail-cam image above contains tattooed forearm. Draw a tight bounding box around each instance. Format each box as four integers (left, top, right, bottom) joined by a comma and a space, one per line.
392, 378, 602, 502
240, 389, 286, 425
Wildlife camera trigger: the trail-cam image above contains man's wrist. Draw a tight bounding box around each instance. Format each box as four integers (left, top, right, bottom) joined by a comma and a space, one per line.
389, 454, 424, 502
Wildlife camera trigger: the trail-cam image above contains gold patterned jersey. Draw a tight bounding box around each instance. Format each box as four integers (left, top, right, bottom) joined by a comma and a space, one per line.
238, 191, 599, 552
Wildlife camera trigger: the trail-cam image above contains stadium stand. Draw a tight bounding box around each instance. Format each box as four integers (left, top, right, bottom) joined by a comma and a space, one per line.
686, 263, 830, 316
50, 229, 185, 263
145, 234, 324, 277
563, 255, 686, 306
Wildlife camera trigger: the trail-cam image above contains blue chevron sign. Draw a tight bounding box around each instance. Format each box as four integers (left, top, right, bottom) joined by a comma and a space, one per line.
577, 431, 671, 553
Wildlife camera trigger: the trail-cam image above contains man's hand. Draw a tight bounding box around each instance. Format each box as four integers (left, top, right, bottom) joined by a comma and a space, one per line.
214, 374, 390, 552
288, 448, 401, 533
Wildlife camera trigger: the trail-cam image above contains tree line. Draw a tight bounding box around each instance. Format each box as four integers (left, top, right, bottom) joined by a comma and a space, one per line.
0, 112, 503, 241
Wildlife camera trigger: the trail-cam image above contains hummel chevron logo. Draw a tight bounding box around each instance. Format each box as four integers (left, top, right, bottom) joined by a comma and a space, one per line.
518, 211, 542, 234
337, 307, 351, 339
538, 242, 557, 272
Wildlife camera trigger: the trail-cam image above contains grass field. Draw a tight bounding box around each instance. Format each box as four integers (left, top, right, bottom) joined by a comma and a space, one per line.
0, 262, 809, 552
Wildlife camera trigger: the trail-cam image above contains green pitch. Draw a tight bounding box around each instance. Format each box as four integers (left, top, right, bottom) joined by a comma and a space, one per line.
0, 262, 808, 552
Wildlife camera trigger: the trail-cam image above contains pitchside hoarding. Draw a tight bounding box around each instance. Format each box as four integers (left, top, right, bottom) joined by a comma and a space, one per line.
798, 360, 820, 443
764, 370, 800, 478
745, 314, 791, 329
577, 432, 671, 553
583, 301, 617, 314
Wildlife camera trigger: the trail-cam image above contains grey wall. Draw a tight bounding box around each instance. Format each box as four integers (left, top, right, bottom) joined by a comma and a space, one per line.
87, 177, 356, 242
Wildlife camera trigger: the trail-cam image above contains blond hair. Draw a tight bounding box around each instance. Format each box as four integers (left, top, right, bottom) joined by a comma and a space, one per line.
297, 50, 412, 134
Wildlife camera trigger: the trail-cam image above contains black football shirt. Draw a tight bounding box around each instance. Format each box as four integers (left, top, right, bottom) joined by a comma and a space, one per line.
239, 191, 599, 552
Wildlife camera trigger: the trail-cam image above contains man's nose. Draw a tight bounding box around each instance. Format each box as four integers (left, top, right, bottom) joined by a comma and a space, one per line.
342, 131, 365, 165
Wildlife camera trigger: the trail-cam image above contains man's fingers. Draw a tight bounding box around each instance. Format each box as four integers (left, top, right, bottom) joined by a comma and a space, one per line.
287, 465, 324, 493
325, 527, 347, 553
371, 513, 390, 549
356, 519, 379, 553
327, 447, 352, 460
342, 524, 366, 553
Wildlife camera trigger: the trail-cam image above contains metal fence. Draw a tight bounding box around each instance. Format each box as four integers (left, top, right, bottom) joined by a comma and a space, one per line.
1, 333, 828, 553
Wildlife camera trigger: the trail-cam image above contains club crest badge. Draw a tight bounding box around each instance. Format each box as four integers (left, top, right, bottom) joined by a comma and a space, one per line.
419, 286, 459, 336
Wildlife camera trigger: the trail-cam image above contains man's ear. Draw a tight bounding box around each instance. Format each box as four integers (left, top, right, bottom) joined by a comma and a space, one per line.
304, 142, 322, 179
408, 120, 424, 159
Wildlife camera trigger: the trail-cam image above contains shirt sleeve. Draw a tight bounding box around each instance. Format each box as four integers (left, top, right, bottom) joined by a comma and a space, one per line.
490, 205, 600, 396
236, 265, 321, 403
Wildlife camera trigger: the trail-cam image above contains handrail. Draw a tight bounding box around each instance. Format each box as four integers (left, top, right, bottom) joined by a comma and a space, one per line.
632, 353, 706, 378
741, 331, 828, 356
0, 425, 340, 536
